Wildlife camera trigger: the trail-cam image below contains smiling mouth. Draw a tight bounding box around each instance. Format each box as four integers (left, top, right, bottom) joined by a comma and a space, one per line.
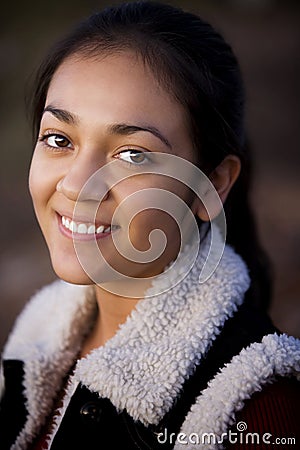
60, 215, 119, 237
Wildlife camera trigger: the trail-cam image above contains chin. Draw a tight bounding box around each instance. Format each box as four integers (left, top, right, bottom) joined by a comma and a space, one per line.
51, 259, 94, 285
57, 272, 93, 285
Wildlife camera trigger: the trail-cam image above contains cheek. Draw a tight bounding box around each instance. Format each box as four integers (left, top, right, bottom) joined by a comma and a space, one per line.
114, 178, 192, 252
129, 210, 180, 253
29, 155, 38, 198
29, 155, 45, 208
29, 152, 56, 217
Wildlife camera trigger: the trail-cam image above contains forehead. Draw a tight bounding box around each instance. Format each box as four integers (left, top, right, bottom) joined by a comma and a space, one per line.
46, 52, 193, 154
48, 52, 176, 116
51, 51, 160, 92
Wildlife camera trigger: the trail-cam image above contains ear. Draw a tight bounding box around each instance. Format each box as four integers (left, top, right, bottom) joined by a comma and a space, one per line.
191, 155, 241, 221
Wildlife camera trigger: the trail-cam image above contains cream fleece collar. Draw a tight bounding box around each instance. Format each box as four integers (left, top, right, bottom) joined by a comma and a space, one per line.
3, 229, 299, 450
75, 236, 250, 426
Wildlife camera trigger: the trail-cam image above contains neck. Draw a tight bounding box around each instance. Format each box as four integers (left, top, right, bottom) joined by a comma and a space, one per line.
80, 284, 140, 357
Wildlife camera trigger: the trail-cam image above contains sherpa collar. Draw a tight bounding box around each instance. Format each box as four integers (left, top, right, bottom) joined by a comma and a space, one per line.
2, 281, 97, 450
75, 236, 250, 426
174, 333, 300, 449
3, 229, 251, 447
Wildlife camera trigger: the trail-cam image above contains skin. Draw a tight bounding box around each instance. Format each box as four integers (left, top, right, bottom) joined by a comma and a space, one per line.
29, 51, 240, 355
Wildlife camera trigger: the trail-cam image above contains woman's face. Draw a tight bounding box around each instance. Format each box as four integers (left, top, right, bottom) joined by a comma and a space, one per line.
29, 51, 198, 289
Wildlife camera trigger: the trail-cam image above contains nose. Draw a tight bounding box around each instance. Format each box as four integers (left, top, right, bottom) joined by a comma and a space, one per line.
56, 156, 109, 202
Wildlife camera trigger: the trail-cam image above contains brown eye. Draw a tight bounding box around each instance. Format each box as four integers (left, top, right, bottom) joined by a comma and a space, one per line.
45, 134, 71, 148
130, 152, 146, 163
118, 150, 147, 165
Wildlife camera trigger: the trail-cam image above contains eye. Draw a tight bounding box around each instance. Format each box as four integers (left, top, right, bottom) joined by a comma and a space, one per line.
41, 133, 72, 149
117, 150, 148, 165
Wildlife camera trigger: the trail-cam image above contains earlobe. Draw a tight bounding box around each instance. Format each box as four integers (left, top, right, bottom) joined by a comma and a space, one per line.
193, 155, 241, 222
209, 154, 241, 203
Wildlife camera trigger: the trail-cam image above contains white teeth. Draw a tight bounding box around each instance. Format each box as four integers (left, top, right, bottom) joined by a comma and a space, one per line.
88, 225, 96, 234
61, 216, 115, 235
69, 221, 77, 232
77, 223, 87, 234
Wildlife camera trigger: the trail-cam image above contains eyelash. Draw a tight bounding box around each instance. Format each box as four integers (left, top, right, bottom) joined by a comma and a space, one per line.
116, 149, 150, 166
38, 132, 72, 152
38, 132, 150, 166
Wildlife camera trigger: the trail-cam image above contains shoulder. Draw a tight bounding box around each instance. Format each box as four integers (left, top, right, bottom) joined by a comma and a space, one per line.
2, 280, 96, 362
175, 330, 300, 448
236, 376, 300, 427
227, 377, 300, 448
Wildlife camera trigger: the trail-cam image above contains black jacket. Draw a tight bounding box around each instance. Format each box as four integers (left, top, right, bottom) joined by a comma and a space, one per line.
1, 241, 299, 449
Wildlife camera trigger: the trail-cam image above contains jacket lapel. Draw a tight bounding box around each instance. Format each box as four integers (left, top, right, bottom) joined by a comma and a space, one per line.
75, 233, 250, 425
2, 281, 97, 449
0, 360, 27, 449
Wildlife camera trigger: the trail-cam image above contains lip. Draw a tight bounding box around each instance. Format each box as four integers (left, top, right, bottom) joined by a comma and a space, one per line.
56, 213, 117, 241
57, 209, 112, 228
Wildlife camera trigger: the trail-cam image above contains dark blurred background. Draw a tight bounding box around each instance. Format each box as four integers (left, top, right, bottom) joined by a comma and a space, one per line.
1, 0, 300, 349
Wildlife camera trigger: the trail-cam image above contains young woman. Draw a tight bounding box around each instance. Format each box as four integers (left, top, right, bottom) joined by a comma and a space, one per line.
1, 2, 299, 449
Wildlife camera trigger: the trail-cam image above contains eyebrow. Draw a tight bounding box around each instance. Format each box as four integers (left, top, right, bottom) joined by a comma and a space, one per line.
107, 123, 172, 149
43, 105, 172, 149
43, 105, 79, 125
